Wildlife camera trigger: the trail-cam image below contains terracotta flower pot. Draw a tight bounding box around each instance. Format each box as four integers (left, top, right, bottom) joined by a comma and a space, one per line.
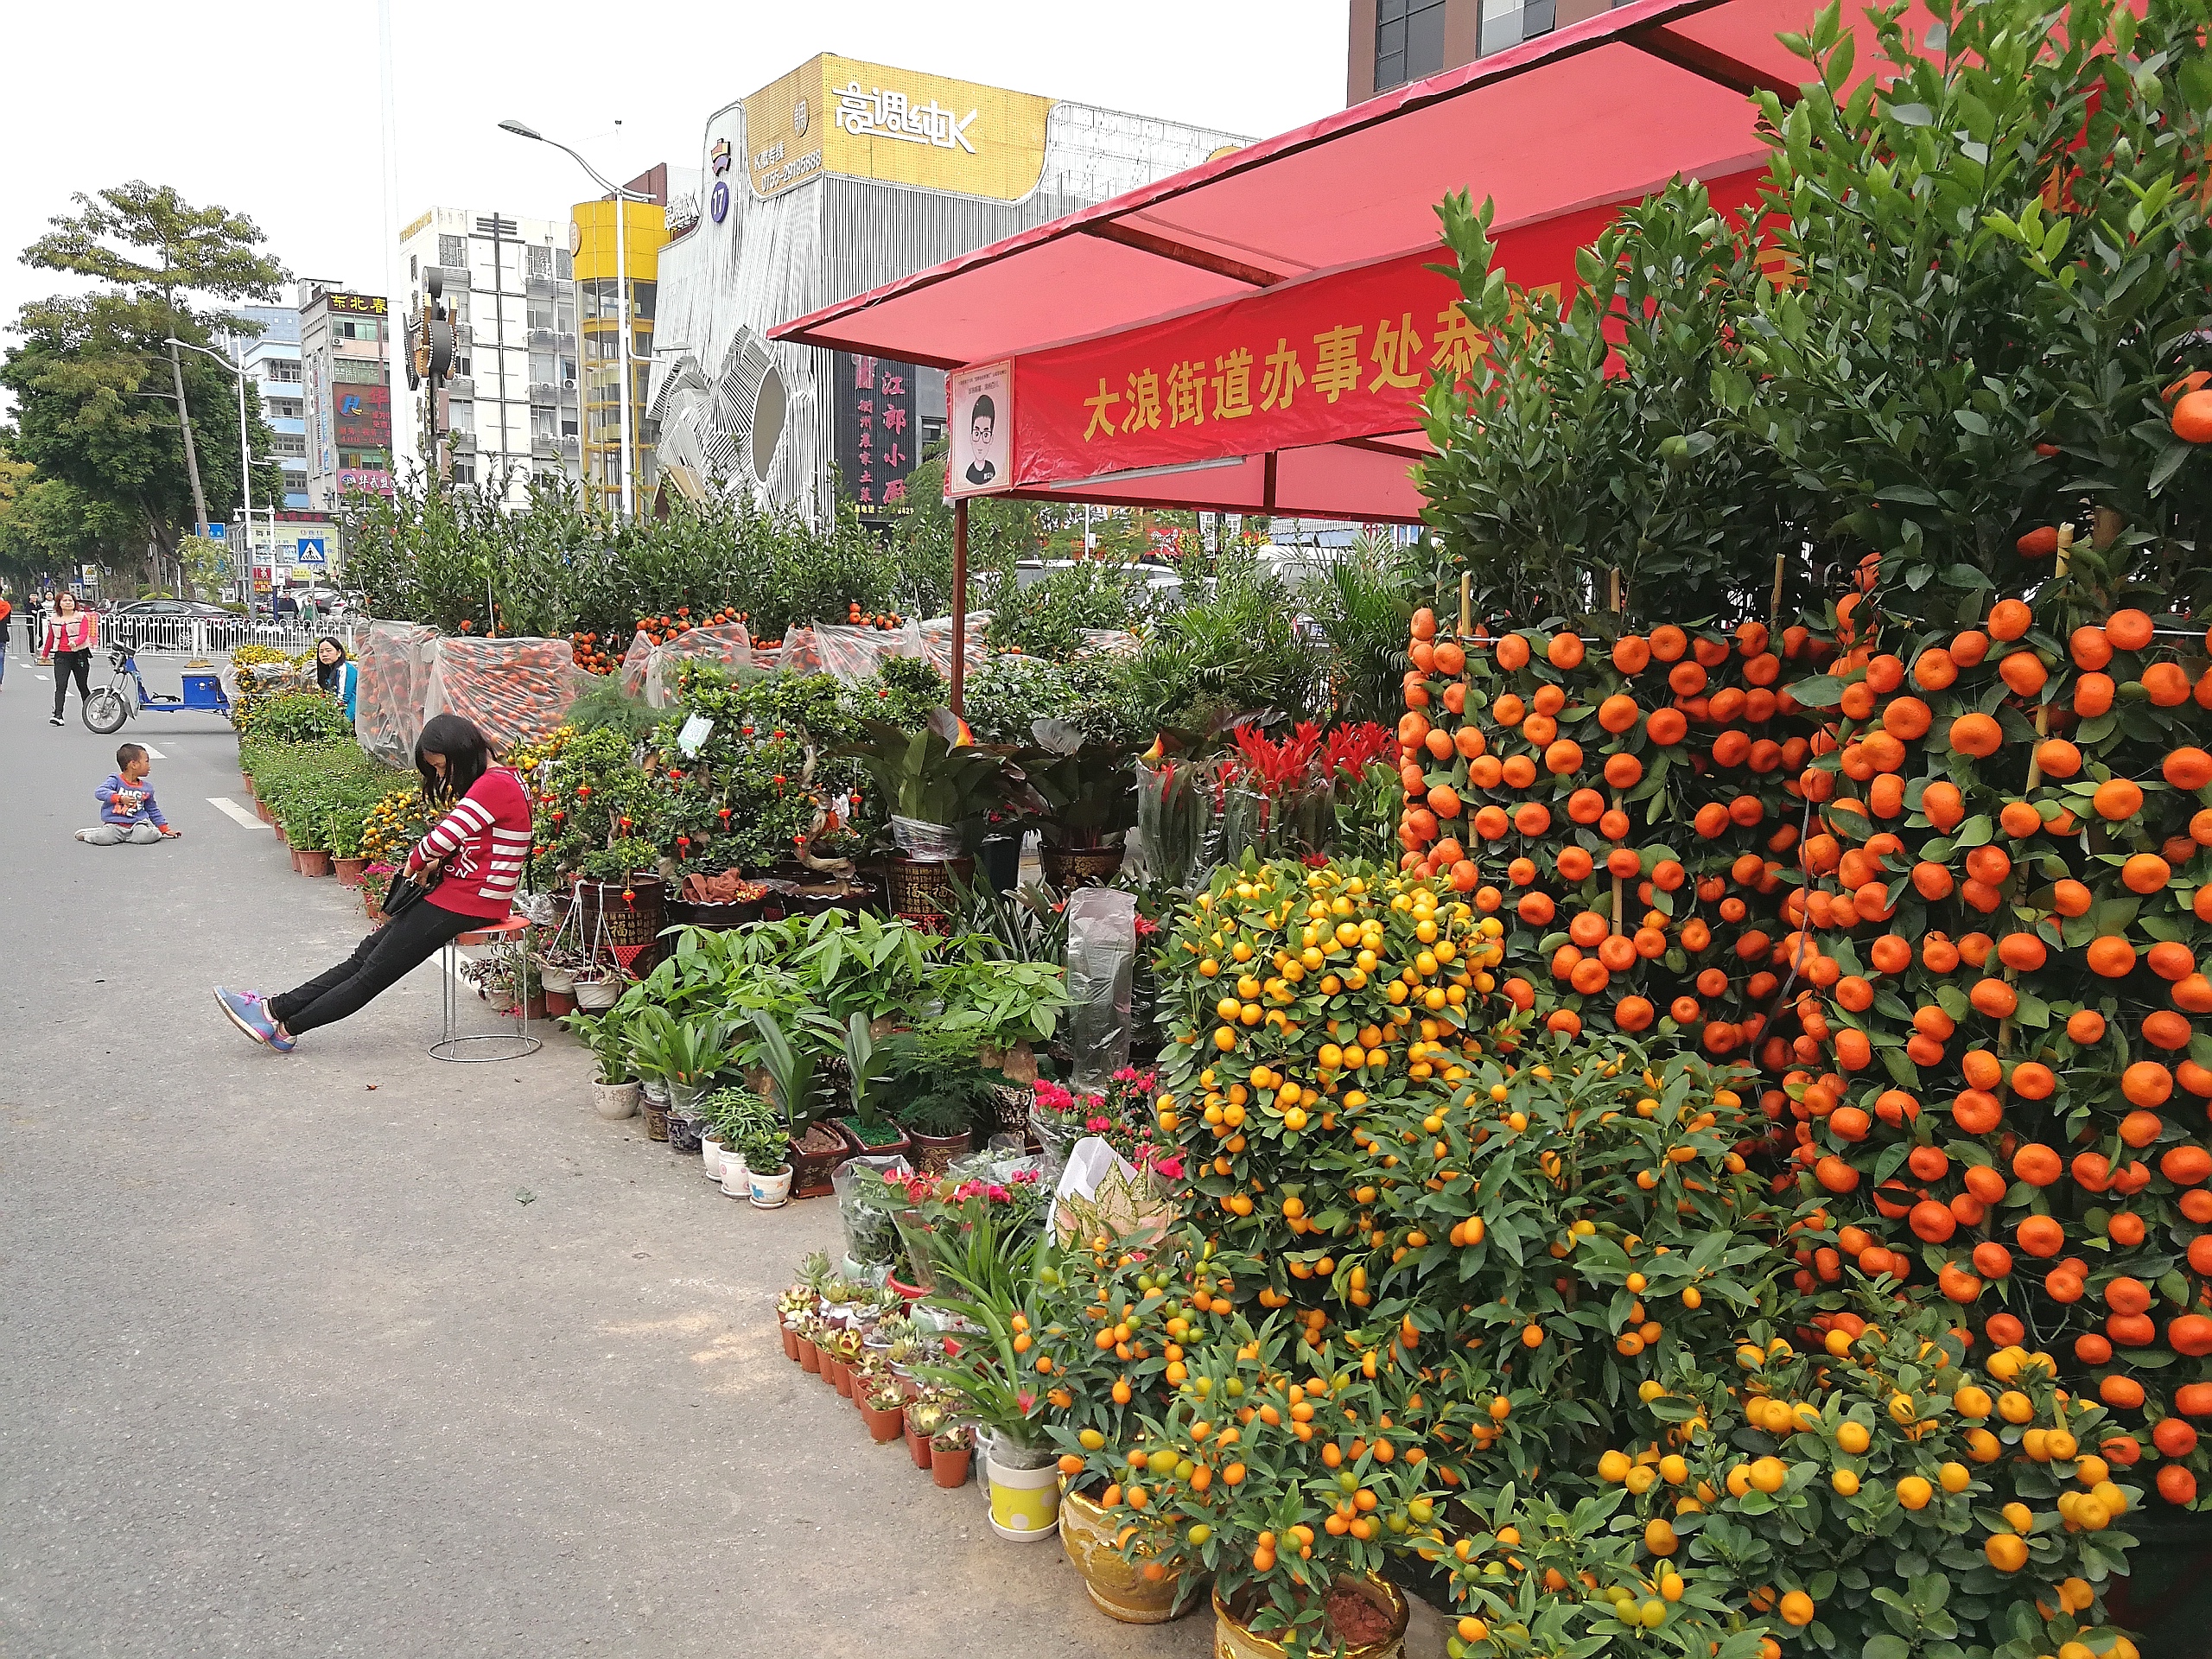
798, 1338, 820, 1374
863, 1402, 905, 1444
904, 1421, 933, 1470
334, 855, 369, 887
780, 1324, 800, 1363
254, 798, 274, 824
930, 1446, 971, 1488
296, 849, 332, 878
831, 1358, 854, 1398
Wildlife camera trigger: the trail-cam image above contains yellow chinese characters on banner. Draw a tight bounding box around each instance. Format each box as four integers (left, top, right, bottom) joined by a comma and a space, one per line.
742, 54, 1052, 203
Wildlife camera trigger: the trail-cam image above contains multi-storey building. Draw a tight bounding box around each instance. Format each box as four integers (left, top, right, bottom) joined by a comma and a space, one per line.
1347, 0, 1611, 101
228, 305, 310, 511
396, 207, 577, 505
571, 175, 676, 513
297, 281, 394, 512
652, 55, 1248, 522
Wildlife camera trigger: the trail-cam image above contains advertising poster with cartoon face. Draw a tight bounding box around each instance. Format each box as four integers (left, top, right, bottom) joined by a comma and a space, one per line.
945, 359, 1013, 498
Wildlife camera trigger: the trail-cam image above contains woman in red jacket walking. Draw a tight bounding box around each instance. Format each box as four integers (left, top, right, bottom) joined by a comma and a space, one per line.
215, 715, 533, 1051
41, 591, 98, 725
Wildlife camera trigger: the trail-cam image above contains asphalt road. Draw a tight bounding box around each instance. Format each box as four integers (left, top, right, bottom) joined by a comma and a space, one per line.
0, 649, 1362, 1658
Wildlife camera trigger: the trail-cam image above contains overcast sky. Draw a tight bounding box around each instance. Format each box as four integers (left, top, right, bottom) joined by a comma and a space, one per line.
2, 0, 1345, 372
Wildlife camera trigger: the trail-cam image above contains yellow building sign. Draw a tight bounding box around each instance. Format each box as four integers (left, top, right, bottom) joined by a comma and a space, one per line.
741, 54, 1052, 204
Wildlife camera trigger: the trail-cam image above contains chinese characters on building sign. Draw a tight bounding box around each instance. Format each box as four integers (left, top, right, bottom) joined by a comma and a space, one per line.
832, 80, 979, 154
326, 293, 387, 315
836, 353, 919, 518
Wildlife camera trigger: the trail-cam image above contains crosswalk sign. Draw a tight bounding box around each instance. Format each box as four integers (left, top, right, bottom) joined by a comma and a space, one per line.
296, 537, 327, 565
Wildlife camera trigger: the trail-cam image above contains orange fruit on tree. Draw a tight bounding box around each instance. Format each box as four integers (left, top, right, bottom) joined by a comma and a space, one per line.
1948, 714, 2003, 757
2093, 779, 2145, 821
2106, 608, 2156, 650
2166, 747, 2212, 789
2173, 389, 2212, 442
1988, 599, 2032, 640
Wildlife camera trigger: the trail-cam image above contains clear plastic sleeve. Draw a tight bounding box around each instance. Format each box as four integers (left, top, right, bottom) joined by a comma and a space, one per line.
835, 1154, 913, 1274
892, 813, 967, 861
1065, 886, 1136, 1093
918, 611, 991, 679
424, 635, 585, 756
353, 620, 441, 768
810, 621, 925, 687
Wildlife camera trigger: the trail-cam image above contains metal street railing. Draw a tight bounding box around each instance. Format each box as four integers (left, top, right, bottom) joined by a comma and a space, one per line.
98, 614, 372, 658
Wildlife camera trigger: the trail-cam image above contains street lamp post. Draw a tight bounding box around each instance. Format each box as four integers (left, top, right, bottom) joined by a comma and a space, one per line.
169, 336, 257, 616
499, 118, 639, 518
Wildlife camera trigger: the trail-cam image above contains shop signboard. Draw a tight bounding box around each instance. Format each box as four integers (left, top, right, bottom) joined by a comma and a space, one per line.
835, 353, 919, 518
743, 54, 1051, 203
334, 383, 390, 450
993, 181, 1767, 497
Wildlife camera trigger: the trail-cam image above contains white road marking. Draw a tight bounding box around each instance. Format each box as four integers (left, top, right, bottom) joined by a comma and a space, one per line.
142, 744, 166, 760
206, 797, 265, 829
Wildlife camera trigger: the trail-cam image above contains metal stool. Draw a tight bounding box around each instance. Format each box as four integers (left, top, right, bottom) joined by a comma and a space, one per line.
432, 915, 542, 1063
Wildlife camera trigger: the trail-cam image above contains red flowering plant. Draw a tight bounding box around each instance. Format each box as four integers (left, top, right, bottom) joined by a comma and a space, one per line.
1324, 720, 1405, 865
1224, 721, 1332, 859
885, 1163, 1050, 1293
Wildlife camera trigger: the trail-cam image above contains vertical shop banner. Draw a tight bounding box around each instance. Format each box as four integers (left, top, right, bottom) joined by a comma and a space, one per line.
836, 353, 921, 516
945, 359, 1013, 498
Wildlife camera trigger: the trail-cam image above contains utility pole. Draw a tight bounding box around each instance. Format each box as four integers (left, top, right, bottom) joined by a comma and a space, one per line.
166, 336, 212, 537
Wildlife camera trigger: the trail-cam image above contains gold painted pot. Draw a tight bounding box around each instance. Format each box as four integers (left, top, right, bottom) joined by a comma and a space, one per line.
1211, 1574, 1408, 1659
1058, 1486, 1198, 1624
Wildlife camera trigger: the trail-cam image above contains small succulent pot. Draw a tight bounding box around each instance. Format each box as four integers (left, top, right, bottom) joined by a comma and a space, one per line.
797, 1338, 821, 1374
593, 1080, 639, 1121
864, 1402, 904, 1443
780, 1322, 800, 1363
904, 1419, 933, 1471
830, 1358, 854, 1398
930, 1445, 972, 1489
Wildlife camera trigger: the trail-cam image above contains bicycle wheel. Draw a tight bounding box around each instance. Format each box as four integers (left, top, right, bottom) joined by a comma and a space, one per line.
83, 688, 130, 734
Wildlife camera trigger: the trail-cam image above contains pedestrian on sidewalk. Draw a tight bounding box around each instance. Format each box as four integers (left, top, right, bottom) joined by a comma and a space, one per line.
41, 592, 98, 727
75, 742, 181, 845
215, 715, 532, 1052
0, 593, 12, 689
22, 593, 43, 664
313, 636, 358, 722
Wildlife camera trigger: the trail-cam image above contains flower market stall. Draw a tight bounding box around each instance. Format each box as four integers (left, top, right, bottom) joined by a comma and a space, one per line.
227, 0, 2212, 1652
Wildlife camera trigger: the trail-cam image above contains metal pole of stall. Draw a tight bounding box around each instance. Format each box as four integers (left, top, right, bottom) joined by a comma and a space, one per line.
950, 497, 969, 716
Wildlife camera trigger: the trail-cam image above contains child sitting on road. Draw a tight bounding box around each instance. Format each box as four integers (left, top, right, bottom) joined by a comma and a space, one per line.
75, 743, 181, 845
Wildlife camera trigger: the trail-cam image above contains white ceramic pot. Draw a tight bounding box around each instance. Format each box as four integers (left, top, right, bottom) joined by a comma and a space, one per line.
982, 1446, 1062, 1541
702, 1136, 724, 1181
538, 964, 575, 994
747, 1163, 793, 1208
721, 1150, 750, 1197
573, 975, 620, 1010
593, 1080, 640, 1121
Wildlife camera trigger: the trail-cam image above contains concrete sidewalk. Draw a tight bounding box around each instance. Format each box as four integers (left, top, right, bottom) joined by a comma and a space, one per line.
0, 660, 1234, 1658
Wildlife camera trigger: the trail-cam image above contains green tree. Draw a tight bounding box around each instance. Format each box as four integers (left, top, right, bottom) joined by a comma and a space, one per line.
4, 182, 288, 578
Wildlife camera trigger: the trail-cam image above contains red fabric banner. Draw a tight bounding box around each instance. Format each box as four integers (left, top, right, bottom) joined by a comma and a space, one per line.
1000, 170, 1769, 499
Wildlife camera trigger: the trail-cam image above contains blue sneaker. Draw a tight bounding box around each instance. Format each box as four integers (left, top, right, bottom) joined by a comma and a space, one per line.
215, 987, 295, 1052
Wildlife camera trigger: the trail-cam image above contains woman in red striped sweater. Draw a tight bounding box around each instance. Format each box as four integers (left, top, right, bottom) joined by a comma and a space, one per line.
215, 715, 533, 1052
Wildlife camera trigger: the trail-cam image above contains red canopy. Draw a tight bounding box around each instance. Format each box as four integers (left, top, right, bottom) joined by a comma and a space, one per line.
772, 0, 1853, 519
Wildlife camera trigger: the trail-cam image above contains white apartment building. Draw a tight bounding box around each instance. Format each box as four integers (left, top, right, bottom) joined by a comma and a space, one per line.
227, 305, 310, 511
396, 207, 581, 506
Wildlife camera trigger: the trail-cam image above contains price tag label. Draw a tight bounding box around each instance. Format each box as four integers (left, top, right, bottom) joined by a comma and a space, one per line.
677, 714, 715, 757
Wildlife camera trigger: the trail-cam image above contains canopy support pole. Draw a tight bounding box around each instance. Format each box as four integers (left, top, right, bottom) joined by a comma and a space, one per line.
950, 497, 969, 716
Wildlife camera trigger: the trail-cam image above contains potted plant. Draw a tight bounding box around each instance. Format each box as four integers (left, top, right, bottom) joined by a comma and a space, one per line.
562, 1009, 639, 1119
1021, 717, 1137, 887
749, 1010, 849, 1198
928, 1422, 971, 1489
285, 810, 332, 878
894, 1055, 1001, 1173
792, 1312, 824, 1374
822, 1326, 862, 1396
705, 1085, 773, 1193
628, 1008, 733, 1140
916, 1272, 1061, 1541
901, 1388, 945, 1471
327, 808, 370, 886
836, 1013, 912, 1159
840, 709, 1041, 927
859, 1363, 907, 1444
740, 1120, 792, 1208
774, 1285, 809, 1362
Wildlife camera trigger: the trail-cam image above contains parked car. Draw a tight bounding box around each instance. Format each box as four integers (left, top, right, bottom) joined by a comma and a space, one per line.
111, 599, 234, 619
